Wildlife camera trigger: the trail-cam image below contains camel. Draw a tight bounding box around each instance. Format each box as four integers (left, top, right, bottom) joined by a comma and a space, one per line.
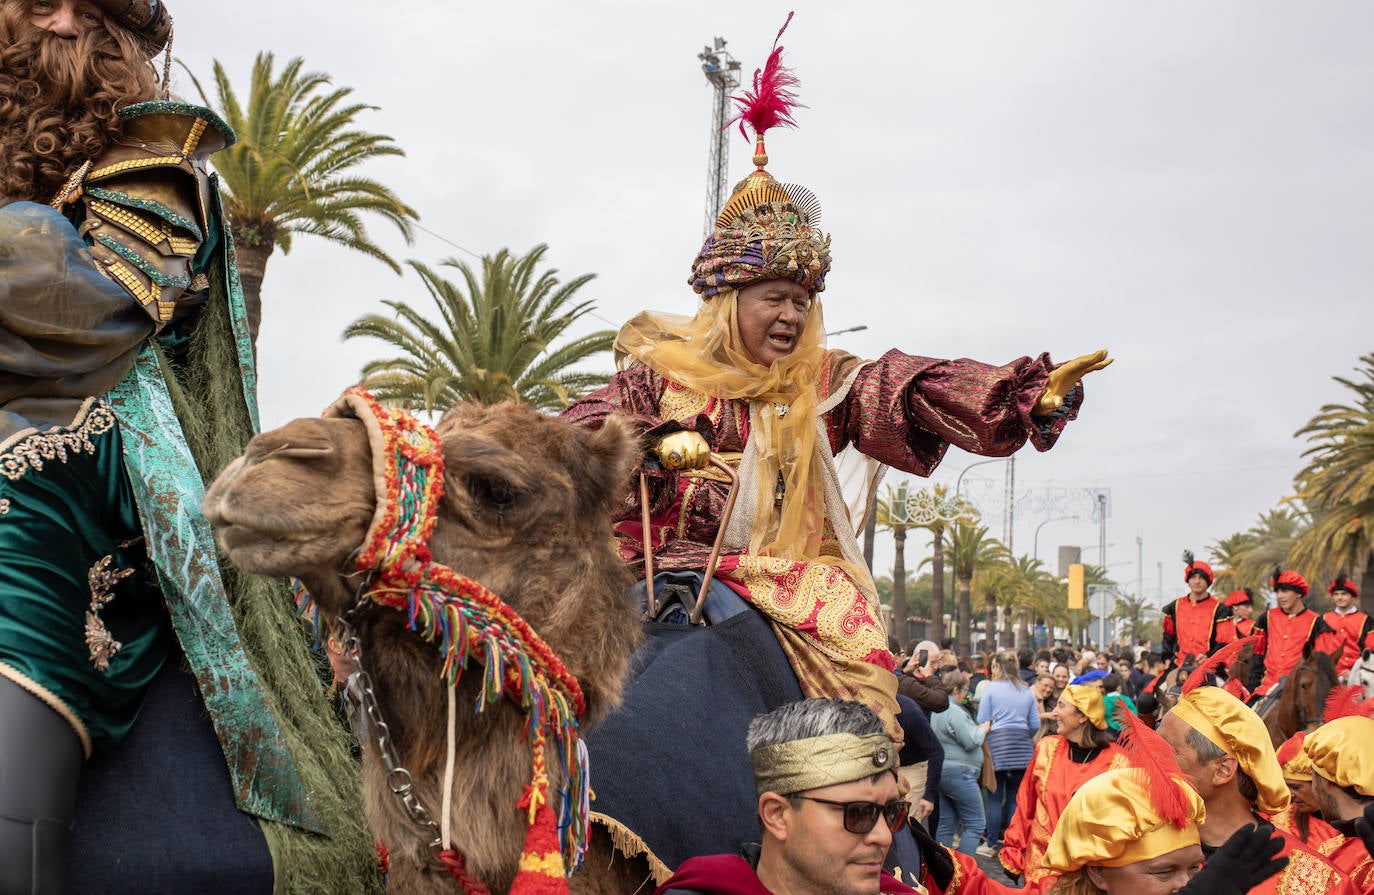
203, 391, 654, 894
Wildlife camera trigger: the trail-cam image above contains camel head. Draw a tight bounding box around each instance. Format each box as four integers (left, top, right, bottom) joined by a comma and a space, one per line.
204, 394, 643, 718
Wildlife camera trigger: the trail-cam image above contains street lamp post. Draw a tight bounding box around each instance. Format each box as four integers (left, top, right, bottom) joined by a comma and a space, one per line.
1033, 516, 1078, 562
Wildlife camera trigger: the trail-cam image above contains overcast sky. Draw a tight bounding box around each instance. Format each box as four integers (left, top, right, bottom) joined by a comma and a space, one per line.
170, 2, 1371, 608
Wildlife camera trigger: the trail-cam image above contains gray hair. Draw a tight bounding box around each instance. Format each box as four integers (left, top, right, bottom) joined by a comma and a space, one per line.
746, 698, 885, 754
1184, 723, 1258, 802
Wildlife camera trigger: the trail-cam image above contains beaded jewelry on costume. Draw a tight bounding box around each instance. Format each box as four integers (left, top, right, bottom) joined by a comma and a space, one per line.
85, 554, 133, 672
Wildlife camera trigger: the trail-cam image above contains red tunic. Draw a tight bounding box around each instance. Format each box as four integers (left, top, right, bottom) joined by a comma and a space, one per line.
1323, 609, 1374, 677
1319, 835, 1374, 894
1239, 828, 1361, 895
997, 736, 1128, 884
1161, 593, 1234, 666
929, 850, 1051, 895
1271, 805, 1341, 851
1249, 607, 1343, 696
1235, 616, 1256, 638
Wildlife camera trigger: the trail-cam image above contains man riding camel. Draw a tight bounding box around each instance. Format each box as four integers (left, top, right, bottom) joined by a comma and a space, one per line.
561, 19, 1110, 739
0, 0, 371, 889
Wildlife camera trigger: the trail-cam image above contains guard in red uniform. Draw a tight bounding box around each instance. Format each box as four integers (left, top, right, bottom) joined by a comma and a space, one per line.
1160, 552, 1235, 667
1226, 589, 1257, 638
1247, 569, 1343, 697
1324, 577, 1374, 679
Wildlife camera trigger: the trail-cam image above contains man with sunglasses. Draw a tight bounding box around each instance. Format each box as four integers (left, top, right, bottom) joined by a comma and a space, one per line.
654, 698, 917, 895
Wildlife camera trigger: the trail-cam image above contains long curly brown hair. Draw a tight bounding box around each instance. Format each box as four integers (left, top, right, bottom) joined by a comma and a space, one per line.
0, 0, 158, 202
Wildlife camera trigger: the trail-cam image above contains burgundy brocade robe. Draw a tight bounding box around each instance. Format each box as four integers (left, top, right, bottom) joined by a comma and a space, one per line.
562, 348, 1079, 572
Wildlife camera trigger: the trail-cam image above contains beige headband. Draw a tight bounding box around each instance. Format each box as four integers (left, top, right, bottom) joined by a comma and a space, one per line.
751, 732, 896, 796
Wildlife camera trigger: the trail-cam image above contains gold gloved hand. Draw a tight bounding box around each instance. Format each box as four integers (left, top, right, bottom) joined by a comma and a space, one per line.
652, 430, 710, 472
1035, 349, 1112, 415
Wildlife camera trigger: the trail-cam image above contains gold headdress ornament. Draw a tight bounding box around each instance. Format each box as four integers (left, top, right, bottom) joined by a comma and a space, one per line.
688, 12, 831, 299
751, 732, 896, 797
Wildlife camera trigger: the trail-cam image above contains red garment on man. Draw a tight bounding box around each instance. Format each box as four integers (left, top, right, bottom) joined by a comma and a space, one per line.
1248, 607, 1342, 696
1270, 805, 1340, 851
997, 736, 1127, 884
653, 852, 922, 895
1234, 616, 1256, 638
1323, 609, 1374, 677
926, 849, 1051, 895
1161, 593, 1234, 666
1233, 827, 1361, 895
1319, 835, 1374, 894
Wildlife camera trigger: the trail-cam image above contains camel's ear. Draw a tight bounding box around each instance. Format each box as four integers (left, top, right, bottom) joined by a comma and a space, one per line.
568, 415, 641, 517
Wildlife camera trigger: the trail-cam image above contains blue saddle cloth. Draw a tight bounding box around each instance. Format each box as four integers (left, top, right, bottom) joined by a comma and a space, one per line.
68, 653, 273, 894
584, 573, 924, 884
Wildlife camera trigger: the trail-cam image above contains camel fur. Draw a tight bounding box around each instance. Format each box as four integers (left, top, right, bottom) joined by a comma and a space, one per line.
203, 399, 652, 894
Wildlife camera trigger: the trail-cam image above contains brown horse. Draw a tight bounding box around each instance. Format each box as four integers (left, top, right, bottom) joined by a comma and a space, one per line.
1255, 647, 1340, 748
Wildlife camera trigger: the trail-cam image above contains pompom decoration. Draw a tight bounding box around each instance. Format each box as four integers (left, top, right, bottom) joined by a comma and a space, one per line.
1181, 637, 1255, 694
304, 388, 589, 895
1112, 703, 1194, 829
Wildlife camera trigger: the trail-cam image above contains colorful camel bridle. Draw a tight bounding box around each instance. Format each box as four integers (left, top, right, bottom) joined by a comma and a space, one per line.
312, 387, 588, 895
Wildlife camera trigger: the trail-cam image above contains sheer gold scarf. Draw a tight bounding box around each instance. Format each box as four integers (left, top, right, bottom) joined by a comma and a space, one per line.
614, 290, 827, 560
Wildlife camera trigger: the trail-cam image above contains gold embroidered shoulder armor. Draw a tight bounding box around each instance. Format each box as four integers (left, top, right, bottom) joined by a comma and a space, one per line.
72, 102, 235, 328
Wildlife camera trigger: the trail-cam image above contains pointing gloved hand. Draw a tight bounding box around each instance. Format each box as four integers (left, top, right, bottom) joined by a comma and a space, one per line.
1034, 349, 1112, 415
652, 430, 710, 472
1176, 822, 1287, 895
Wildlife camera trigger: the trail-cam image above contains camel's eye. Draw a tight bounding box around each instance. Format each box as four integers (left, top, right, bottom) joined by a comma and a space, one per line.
465, 474, 518, 511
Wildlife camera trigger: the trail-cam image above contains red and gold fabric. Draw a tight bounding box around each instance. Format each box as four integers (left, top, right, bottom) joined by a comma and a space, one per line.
1242, 828, 1362, 895
1319, 836, 1374, 894
1235, 616, 1256, 638
1324, 610, 1374, 677
1248, 608, 1342, 696
1160, 593, 1234, 667
997, 735, 1128, 884
926, 849, 1052, 895
1270, 805, 1340, 852
563, 346, 1079, 738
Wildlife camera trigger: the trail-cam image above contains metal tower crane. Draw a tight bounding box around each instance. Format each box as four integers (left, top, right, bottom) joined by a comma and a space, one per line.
699, 37, 742, 237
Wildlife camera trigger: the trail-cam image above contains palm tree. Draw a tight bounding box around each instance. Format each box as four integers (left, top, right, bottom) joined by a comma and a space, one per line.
344, 246, 614, 413
1110, 593, 1158, 645
1209, 531, 1257, 595
186, 53, 418, 342
983, 555, 1046, 650
878, 482, 975, 645
943, 524, 1008, 656
1233, 506, 1311, 588
1291, 355, 1374, 596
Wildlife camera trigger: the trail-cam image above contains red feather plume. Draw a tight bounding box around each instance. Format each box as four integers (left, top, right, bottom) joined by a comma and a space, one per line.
728, 12, 804, 141
1181, 636, 1255, 694
1326, 685, 1367, 721
1275, 731, 1306, 768
1113, 703, 1193, 828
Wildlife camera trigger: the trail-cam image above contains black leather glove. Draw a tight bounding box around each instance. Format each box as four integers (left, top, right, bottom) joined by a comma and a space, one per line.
1355, 799, 1374, 860
906, 819, 953, 890
1177, 823, 1287, 895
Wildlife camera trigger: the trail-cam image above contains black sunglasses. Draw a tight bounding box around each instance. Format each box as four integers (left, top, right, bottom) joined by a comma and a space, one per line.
790, 795, 909, 834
